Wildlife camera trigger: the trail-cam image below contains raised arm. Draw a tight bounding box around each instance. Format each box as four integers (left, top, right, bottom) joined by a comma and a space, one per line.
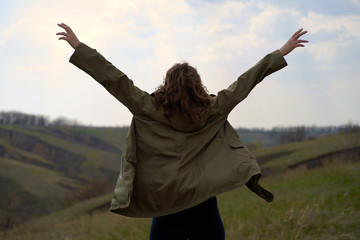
213, 29, 308, 115
56, 23, 153, 115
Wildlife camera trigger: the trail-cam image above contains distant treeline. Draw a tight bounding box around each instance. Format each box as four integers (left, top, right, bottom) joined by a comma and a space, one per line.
236, 122, 360, 147
1, 111, 359, 143
0, 111, 80, 126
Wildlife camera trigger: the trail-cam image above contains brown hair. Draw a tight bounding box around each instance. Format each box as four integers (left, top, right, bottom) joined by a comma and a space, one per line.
154, 63, 212, 124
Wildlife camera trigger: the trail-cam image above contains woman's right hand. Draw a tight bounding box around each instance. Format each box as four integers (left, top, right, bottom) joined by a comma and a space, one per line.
279, 28, 308, 56
56, 23, 80, 49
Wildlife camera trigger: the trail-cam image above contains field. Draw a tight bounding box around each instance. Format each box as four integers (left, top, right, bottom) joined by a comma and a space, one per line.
1, 132, 359, 240
2, 161, 359, 240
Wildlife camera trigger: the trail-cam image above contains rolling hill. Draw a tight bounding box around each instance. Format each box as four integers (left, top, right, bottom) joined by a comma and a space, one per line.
0, 124, 128, 229
0, 123, 359, 238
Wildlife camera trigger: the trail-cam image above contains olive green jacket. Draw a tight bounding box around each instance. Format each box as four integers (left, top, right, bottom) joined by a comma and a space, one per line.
70, 43, 287, 218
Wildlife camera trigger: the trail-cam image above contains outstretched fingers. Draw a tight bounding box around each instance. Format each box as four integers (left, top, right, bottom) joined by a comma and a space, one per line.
295, 36, 309, 48
56, 31, 67, 38
295, 30, 308, 41
57, 23, 69, 38
291, 28, 303, 38
280, 28, 308, 56
292, 29, 308, 46
56, 23, 80, 49
57, 23, 71, 32
296, 39, 309, 47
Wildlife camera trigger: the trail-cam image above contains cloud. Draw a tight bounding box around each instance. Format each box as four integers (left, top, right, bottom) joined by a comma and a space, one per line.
1, 0, 359, 127
300, 12, 360, 61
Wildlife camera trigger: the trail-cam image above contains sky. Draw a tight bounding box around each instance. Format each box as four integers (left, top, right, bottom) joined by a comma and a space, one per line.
1, 0, 359, 128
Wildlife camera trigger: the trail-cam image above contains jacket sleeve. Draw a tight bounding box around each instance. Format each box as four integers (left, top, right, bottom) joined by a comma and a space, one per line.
69, 43, 152, 115
213, 50, 287, 115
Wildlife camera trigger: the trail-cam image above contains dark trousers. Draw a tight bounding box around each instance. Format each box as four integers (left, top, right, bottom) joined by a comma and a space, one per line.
149, 197, 225, 240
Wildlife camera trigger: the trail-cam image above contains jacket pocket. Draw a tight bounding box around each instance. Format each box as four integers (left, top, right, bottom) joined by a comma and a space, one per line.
226, 138, 256, 165
227, 139, 245, 149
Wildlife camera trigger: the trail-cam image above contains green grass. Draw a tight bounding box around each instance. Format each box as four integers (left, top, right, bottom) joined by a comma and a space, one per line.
3, 161, 359, 240
254, 133, 360, 172
0, 157, 81, 200
0, 125, 122, 179
79, 127, 127, 151
0, 125, 121, 163
0, 138, 50, 165
1, 129, 359, 239
218, 161, 360, 240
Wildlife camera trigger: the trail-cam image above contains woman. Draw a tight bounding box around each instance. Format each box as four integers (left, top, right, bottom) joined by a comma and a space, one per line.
57, 23, 307, 240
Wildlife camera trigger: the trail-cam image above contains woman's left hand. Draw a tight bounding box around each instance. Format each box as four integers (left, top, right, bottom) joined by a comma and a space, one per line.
56, 23, 80, 49
279, 28, 308, 56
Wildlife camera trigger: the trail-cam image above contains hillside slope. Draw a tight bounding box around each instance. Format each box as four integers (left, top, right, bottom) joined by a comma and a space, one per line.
2, 141, 359, 240
254, 132, 360, 175
0, 125, 128, 229
1, 124, 359, 232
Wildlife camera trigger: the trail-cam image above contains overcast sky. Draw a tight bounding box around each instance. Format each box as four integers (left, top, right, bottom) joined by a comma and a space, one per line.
1, 0, 359, 128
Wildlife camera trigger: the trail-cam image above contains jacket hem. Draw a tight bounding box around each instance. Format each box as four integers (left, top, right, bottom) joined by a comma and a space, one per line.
109, 171, 270, 218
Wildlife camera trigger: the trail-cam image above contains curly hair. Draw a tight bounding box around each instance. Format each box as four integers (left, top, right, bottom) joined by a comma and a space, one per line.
154, 63, 213, 124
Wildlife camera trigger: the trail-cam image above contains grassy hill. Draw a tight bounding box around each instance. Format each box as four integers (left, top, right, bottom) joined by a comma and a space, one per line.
2, 152, 359, 239
1, 126, 359, 239
0, 125, 128, 229
254, 132, 360, 175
